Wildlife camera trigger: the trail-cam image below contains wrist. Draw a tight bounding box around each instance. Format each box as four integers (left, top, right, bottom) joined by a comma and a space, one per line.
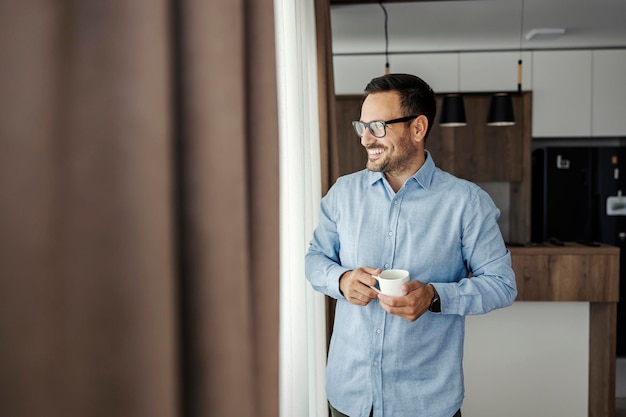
428, 284, 441, 313
338, 270, 352, 297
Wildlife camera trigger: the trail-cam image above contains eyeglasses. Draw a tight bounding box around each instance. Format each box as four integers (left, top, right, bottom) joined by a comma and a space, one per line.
351, 115, 419, 138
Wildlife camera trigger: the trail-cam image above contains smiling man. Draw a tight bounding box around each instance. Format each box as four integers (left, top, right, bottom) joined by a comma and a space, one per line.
305, 73, 517, 417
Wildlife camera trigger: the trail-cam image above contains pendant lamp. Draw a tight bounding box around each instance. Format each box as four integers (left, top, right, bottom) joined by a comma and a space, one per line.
487, 93, 515, 126
486, 0, 524, 126
440, 94, 467, 127
440, 55, 467, 127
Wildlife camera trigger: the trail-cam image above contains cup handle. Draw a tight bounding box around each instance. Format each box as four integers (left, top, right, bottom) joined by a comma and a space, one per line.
369, 275, 381, 293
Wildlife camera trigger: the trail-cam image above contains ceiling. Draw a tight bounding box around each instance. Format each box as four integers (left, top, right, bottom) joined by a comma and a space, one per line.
330, 0, 626, 55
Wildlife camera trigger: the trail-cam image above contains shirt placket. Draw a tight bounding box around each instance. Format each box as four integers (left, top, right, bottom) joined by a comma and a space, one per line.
371, 191, 403, 415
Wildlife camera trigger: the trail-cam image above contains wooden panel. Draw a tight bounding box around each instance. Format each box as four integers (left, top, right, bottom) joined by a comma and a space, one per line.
426, 93, 530, 183
589, 303, 617, 417
510, 244, 620, 302
334, 95, 367, 176
449, 94, 524, 182
424, 96, 456, 173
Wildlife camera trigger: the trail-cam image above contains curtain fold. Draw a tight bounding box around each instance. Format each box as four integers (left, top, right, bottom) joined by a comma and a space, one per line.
0, 2, 179, 416
0, 0, 279, 416
0, 3, 70, 416
175, 0, 279, 416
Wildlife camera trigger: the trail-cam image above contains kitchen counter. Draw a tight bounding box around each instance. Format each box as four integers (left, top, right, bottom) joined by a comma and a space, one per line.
508, 242, 620, 417
509, 242, 619, 302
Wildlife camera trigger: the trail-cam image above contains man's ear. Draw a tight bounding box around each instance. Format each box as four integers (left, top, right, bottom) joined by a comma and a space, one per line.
413, 115, 428, 143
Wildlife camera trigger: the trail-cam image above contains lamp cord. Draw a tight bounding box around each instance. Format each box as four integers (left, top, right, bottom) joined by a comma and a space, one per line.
518, 0, 525, 92
380, 1, 390, 74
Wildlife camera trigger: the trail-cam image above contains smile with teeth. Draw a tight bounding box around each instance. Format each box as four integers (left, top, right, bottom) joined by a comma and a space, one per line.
368, 147, 386, 158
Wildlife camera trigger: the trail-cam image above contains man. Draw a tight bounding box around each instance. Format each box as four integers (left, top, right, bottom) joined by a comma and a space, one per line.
305, 73, 517, 417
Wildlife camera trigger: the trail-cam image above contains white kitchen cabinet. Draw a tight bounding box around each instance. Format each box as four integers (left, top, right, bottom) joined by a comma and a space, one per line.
333, 55, 390, 95
333, 53, 458, 95
391, 53, 458, 93
532, 50, 593, 137
460, 51, 533, 93
592, 49, 626, 136
333, 52, 532, 96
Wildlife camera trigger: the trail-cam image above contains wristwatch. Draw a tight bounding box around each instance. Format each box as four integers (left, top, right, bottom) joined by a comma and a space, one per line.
428, 284, 441, 313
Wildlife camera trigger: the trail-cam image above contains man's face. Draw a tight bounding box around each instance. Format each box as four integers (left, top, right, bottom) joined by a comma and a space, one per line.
359, 92, 419, 175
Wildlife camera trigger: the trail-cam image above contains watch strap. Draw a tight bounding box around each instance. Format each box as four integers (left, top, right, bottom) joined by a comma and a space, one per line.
428, 284, 441, 313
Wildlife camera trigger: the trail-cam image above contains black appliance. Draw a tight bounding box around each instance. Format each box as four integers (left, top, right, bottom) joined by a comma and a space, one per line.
532, 146, 626, 356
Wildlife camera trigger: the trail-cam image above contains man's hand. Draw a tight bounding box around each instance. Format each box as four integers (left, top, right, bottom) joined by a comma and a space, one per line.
339, 267, 382, 306
378, 280, 435, 322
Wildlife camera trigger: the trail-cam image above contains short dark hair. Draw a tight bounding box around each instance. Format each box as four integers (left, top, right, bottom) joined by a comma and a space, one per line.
364, 73, 437, 138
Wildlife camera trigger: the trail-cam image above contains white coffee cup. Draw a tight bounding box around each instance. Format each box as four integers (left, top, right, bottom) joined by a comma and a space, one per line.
373, 269, 410, 296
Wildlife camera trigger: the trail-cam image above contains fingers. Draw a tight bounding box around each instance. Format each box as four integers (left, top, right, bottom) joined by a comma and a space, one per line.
378, 282, 431, 322
378, 297, 423, 322
363, 266, 383, 277
378, 294, 419, 321
402, 279, 425, 293
345, 283, 378, 306
347, 288, 378, 306
340, 268, 380, 306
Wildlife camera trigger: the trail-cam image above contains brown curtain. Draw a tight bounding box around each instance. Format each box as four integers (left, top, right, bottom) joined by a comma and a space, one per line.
0, 1, 279, 417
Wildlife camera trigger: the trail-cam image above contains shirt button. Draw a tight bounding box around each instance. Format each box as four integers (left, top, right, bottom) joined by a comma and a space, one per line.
373, 361, 379, 367
376, 328, 382, 334
388, 231, 393, 237
394, 200, 399, 205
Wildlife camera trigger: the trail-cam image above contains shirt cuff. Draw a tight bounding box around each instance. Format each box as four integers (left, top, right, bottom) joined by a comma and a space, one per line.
327, 265, 351, 299
431, 282, 461, 315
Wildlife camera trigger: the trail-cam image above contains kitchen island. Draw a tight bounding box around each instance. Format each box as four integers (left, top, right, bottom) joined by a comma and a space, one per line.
463, 242, 619, 417
510, 243, 619, 417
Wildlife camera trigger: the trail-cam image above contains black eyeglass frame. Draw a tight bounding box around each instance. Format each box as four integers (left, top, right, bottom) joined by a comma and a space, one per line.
351, 115, 419, 138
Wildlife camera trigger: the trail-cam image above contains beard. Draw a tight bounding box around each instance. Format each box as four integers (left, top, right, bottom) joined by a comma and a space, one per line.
365, 131, 419, 175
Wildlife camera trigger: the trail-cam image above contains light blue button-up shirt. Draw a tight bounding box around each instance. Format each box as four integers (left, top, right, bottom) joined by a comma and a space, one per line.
305, 151, 517, 417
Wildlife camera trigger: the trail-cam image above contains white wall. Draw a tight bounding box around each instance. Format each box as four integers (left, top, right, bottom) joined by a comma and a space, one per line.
464, 302, 589, 417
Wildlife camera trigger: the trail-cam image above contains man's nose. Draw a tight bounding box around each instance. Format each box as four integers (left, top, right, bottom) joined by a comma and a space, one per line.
360, 128, 377, 147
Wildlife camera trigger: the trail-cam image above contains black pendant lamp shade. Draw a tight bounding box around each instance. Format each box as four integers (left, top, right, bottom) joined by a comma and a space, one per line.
439, 94, 467, 127
487, 93, 515, 126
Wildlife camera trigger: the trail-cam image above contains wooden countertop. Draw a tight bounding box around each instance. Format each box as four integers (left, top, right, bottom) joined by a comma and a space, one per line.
508, 241, 619, 255
507, 242, 620, 302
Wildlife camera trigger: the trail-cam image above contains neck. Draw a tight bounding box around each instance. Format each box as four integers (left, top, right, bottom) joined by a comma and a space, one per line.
385, 153, 426, 192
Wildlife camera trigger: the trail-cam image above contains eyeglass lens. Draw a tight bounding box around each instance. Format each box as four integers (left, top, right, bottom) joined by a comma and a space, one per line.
352, 121, 386, 138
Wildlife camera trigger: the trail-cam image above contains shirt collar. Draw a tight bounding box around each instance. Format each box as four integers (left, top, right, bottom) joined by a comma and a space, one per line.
367, 150, 436, 190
